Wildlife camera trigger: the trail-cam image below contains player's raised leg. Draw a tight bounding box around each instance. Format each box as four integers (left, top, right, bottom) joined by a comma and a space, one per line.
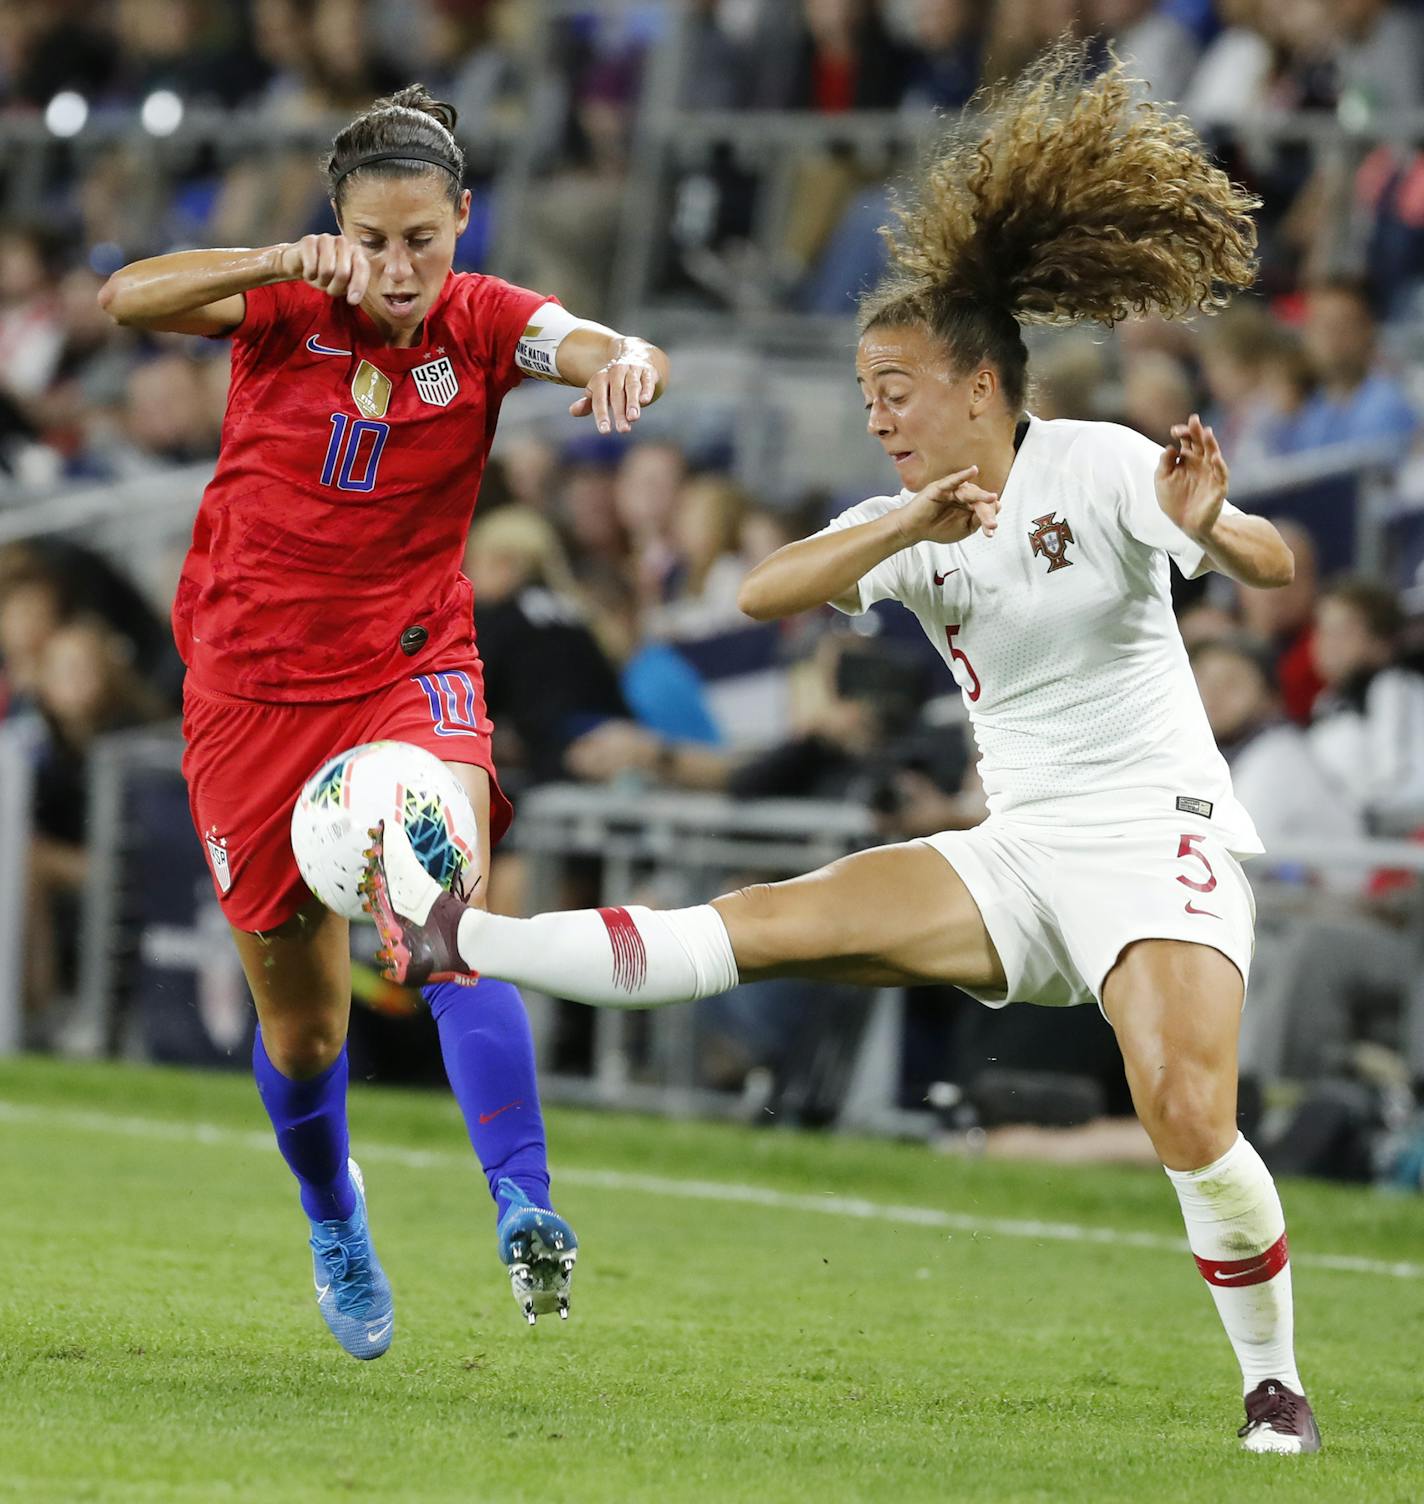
422, 762, 575, 1324
364, 817, 1006, 1001
1104, 940, 1319, 1454
234, 903, 393, 1359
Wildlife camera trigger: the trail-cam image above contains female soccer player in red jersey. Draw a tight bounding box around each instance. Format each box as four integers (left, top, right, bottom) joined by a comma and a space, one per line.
367, 52, 1322, 1451
99, 85, 669, 1358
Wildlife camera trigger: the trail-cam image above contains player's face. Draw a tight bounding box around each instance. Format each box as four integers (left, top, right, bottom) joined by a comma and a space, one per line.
337, 176, 471, 340
855, 324, 978, 491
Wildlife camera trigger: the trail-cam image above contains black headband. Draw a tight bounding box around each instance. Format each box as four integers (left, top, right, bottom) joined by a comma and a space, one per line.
332, 148, 459, 189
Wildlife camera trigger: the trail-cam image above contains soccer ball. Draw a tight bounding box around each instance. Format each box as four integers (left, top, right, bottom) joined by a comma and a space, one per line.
290, 740, 479, 921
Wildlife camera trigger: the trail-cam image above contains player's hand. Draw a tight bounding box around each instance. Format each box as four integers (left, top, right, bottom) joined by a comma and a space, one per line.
894, 467, 1000, 546
1156, 413, 1229, 540
568, 354, 659, 434
278, 235, 371, 306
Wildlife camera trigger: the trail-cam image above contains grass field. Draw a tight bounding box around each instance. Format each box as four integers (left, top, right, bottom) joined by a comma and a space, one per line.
3, 1059, 1422, 1504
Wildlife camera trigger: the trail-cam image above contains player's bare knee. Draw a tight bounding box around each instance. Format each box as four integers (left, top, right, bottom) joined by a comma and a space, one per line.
261, 1023, 345, 1079
714, 881, 834, 971
1137, 1069, 1235, 1167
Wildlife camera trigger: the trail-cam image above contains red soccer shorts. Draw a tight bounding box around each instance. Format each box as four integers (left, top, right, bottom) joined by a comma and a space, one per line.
182, 660, 512, 933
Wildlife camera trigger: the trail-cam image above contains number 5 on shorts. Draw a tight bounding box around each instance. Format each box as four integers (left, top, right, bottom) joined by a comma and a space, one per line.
1175, 833, 1217, 893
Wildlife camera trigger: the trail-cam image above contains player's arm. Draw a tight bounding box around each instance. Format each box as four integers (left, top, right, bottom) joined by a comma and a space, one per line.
97, 237, 370, 337
1155, 414, 1294, 588
739, 468, 999, 620
514, 304, 668, 435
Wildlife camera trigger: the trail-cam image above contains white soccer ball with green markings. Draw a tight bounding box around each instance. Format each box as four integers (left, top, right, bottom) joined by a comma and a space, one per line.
290, 740, 478, 921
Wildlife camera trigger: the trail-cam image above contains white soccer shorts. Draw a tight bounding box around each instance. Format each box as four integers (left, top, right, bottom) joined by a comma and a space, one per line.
920, 817, 1256, 1015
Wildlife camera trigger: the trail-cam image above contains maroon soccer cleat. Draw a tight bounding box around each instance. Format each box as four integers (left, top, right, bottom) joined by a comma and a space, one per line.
1238, 1380, 1322, 1454
360, 819, 467, 987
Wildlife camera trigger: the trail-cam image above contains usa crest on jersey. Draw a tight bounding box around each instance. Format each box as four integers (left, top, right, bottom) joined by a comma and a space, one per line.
412, 355, 459, 407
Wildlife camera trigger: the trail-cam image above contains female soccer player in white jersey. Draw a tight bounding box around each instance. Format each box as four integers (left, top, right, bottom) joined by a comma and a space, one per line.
364, 48, 1318, 1452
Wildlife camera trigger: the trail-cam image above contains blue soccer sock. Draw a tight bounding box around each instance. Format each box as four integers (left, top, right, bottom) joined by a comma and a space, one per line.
425, 977, 551, 1221
252, 1027, 357, 1223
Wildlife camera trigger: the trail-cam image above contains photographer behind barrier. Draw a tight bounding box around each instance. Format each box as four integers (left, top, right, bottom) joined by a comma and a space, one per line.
561, 630, 986, 834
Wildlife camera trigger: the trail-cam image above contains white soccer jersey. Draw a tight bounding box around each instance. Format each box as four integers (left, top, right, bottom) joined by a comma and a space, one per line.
823, 416, 1264, 855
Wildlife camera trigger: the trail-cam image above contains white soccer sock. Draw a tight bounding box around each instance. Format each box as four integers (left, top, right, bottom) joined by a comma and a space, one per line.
1165, 1133, 1302, 1395
454, 902, 739, 1007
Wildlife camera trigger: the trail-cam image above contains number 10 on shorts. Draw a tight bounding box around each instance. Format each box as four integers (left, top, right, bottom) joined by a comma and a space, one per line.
413, 671, 481, 737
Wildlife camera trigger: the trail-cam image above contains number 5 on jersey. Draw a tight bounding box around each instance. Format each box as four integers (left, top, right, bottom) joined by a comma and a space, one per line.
945, 624, 981, 702
321, 413, 390, 493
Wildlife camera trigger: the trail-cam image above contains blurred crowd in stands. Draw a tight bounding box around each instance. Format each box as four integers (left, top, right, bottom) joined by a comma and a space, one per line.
2, 0, 1424, 1172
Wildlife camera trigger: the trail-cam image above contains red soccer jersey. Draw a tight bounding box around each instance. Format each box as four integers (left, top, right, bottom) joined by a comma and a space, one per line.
173, 271, 551, 701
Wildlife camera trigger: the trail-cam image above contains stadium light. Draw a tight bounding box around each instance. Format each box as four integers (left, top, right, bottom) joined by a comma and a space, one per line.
44, 91, 88, 137
141, 90, 184, 137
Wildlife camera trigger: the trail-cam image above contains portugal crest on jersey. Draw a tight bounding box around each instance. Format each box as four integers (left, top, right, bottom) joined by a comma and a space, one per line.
1028, 512, 1075, 573
412, 355, 459, 407
352, 360, 392, 419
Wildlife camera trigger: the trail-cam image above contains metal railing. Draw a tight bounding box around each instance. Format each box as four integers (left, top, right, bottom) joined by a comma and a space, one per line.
0, 716, 39, 1053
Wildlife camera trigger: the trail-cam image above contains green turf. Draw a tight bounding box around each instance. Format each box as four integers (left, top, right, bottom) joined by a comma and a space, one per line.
2, 1059, 1422, 1504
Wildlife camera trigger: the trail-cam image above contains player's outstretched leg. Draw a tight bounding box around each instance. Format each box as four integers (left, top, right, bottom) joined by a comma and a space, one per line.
424, 975, 579, 1324
362, 819, 738, 1005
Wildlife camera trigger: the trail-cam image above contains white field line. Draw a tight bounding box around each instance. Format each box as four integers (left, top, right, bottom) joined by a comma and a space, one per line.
3, 1098, 1421, 1281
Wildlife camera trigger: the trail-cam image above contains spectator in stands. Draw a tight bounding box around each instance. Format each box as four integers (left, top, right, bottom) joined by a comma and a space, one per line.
1237, 519, 1324, 725
1190, 634, 1361, 858
1330, 0, 1424, 118
614, 439, 688, 613
0, 226, 64, 408
1183, 0, 1275, 128
982, 0, 1082, 85
0, 538, 182, 712
0, 556, 66, 720
1309, 576, 1424, 828
24, 614, 167, 1043
1354, 143, 1424, 319
900, 0, 984, 113
1120, 349, 1197, 446
1176, 598, 1240, 648
1199, 303, 1316, 472
1027, 334, 1109, 423
1085, 0, 1200, 102
647, 475, 751, 640
34, 267, 137, 456
464, 507, 627, 790
748, 0, 910, 113
1291, 280, 1418, 455
82, 352, 222, 479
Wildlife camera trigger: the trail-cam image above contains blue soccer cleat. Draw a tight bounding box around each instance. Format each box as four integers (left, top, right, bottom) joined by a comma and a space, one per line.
495, 1177, 578, 1326
308, 1159, 394, 1359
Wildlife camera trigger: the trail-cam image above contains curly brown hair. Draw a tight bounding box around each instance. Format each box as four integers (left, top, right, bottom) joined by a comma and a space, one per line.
860, 42, 1261, 410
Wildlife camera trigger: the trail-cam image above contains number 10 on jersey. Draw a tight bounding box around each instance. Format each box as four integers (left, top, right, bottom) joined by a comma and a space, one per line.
320, 413, 390, 493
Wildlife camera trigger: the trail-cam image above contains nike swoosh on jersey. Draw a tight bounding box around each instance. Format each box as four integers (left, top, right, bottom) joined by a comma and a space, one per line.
1184, 901, 1219, 918
933, 568, 960, 585
307, 334, 353, 356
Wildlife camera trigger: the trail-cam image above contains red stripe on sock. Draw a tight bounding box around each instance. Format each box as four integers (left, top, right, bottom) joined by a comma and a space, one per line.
1195, 1231, 1289, 1287
598, 907, 648, 992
